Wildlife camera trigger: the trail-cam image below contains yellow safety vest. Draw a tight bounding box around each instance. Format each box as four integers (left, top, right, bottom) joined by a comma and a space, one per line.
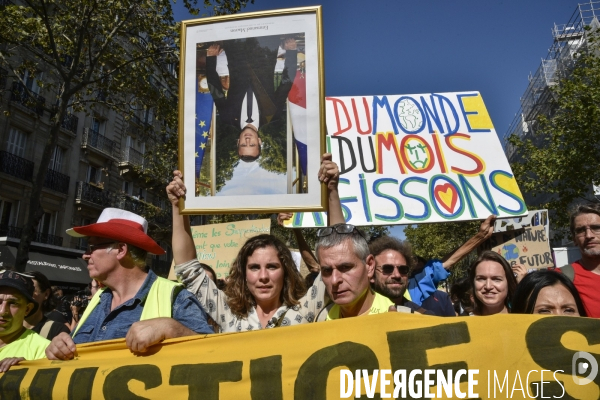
73, 277, 182, 337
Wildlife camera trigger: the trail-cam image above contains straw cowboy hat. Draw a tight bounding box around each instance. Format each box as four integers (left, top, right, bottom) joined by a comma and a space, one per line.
67, 208, 165, 255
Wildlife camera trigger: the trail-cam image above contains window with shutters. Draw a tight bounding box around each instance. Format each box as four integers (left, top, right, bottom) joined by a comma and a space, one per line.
6, 127, 27, 158
49, 146, 64, 172
86, 165, 101, 184
0, 199, 18, 227
38, 211, 57, 236
90, 117, 105, 135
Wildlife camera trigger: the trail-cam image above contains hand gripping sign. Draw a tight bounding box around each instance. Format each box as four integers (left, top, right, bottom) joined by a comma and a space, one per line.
4, 314, 600, 399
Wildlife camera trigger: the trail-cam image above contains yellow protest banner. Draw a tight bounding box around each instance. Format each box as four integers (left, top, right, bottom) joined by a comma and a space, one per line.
168, 219, 270, 279
5, 314, 600, 399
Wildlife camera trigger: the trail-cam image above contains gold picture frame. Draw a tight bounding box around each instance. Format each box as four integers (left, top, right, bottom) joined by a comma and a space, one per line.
178, 6, 326, 215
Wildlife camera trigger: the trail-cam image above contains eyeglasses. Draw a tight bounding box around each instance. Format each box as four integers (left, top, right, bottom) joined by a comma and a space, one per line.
377, 265, 410, 275
573, 225, 600, 237
316, 224, 366, 240
86, 242, 118, 253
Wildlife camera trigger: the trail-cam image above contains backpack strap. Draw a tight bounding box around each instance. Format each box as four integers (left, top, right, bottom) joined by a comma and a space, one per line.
39, 319, 54, 339
560, 264, 575, 281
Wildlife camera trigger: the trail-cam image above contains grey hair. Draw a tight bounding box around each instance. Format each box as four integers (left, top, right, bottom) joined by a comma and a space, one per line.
570, 203, 600, 234
125, 244, 148, 269
315, 228, 370, 263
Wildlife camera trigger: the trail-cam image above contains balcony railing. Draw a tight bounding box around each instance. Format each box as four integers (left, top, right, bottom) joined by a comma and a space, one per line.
0, 224, 22, 239
82, 128, 116, 157
130, 114, 142, 126
118, 195, 170, 225
43, 168, 70, 194
61, 113, 78, 134
129, 114, 152, 130
75, 181, 114, 208
33, 232, 63, 246
120, 146, 144, 168
10, 82, 45, 116
118, 195, 148, 215
0, 225, 63, 246
0, 151, 34, 181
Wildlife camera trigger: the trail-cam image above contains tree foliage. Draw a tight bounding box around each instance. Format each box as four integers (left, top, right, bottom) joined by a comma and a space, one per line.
203, 212, 389, 251
404, 220, 481, 281
0, 0, 250, 271
272, 223, 389, 251
186, 0, 254, 16
507, 26, 600, 236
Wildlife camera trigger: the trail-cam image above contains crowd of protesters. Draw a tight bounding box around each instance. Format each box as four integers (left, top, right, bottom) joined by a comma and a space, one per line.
0, 154, 598, 373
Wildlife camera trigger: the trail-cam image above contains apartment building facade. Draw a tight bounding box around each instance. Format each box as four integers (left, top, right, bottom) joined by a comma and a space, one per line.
0, 65, 174, 286
504, 0, 600, 245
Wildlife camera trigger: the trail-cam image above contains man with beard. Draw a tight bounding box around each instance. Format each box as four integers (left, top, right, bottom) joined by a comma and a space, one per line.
368, 237, 433, 315
561, 204, 600, 317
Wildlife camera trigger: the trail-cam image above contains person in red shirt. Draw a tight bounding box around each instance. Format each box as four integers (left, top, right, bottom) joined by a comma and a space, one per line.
568, 204, 600, 318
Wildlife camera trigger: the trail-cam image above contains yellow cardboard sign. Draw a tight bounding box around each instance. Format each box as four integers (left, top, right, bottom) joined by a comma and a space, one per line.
168, 219, 270, 279
481, 225, 553, 269
6, 314, 599, 399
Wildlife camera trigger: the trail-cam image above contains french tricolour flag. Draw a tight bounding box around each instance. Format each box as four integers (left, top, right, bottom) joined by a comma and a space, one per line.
288, 70, 307, 176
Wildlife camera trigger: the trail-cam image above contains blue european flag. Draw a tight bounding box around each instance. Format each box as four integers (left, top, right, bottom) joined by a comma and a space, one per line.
195, 91, 213, 178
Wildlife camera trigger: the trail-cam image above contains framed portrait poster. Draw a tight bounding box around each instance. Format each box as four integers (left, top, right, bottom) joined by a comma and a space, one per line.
179, 7, 326, 214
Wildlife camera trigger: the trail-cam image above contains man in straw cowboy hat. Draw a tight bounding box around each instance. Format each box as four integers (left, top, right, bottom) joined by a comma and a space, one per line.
46, 208, 212, 360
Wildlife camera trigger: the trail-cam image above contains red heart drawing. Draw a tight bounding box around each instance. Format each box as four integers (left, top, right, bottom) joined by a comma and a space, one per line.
434, 183, 458, 214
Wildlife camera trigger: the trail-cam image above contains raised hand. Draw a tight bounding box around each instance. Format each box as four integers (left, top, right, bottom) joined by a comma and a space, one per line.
319, 153, 340, 192
167, 170, 186, 207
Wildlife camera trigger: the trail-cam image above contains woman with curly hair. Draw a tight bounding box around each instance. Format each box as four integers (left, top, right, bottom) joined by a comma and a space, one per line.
169, 155, 343, 332
223, 234, 308, 323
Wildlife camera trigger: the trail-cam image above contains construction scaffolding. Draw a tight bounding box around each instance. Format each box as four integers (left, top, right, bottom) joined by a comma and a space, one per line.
504, 1, 600, 160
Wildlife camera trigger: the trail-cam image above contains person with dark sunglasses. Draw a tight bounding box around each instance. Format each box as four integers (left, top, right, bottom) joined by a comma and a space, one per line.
368, 236, 433, 315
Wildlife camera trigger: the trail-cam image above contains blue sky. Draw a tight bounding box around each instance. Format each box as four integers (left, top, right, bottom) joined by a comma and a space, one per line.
174, 0, 585, 240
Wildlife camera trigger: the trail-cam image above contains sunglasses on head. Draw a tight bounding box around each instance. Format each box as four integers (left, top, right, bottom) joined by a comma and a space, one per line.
377, 265, 410, 275
316, 224, 366, 240
0, 270, 35, 279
